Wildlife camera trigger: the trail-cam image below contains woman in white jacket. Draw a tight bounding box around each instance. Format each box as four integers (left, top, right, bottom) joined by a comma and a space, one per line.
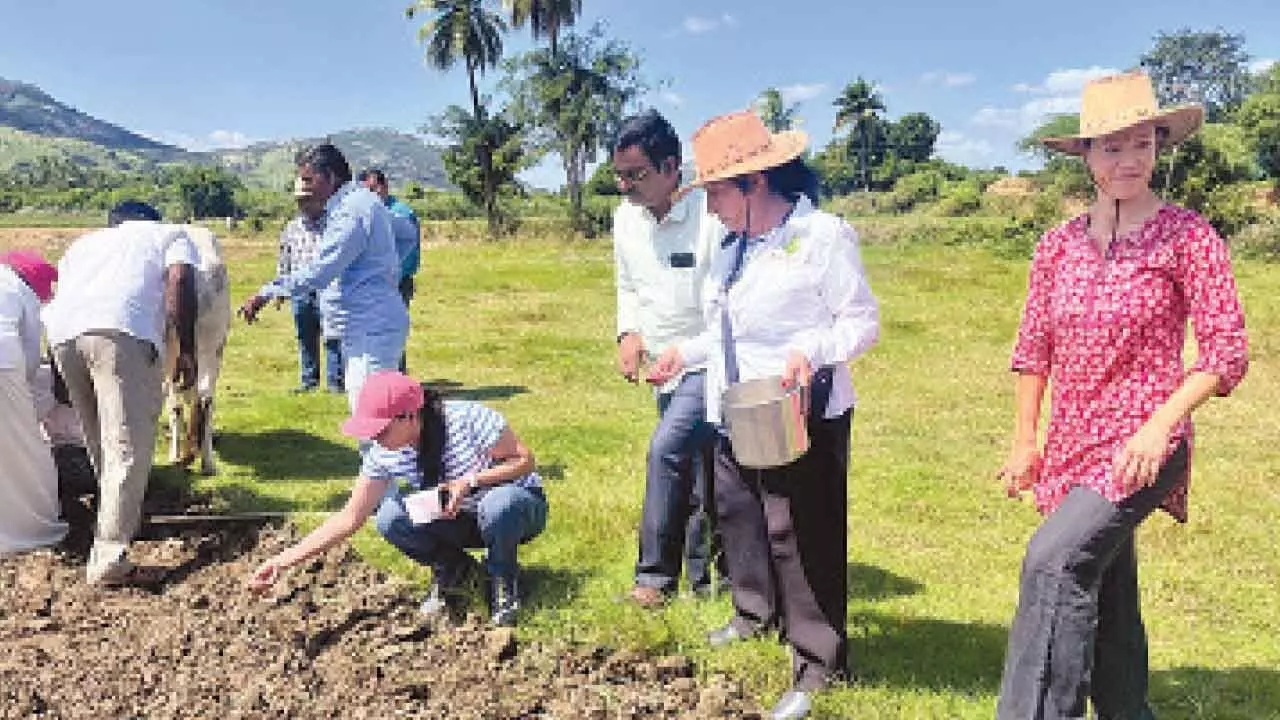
649, 110, 879, 720
0, 249, 67, 555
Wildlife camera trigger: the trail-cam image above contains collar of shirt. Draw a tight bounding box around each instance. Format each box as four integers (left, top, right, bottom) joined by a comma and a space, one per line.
296, 214, 324, 233
720, 195, 811, 268
324, 182, 356, 215
627, 190, 694, 229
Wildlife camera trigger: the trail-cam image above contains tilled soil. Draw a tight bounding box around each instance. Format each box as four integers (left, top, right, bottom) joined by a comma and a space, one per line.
1, 519, 759, 719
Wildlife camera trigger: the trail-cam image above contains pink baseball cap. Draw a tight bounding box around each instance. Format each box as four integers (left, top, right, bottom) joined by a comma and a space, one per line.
0, 249, 58, 303
340, 370, 425, 439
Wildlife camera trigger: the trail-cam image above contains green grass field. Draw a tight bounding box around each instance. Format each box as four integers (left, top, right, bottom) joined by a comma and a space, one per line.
179, 232, 1278, 718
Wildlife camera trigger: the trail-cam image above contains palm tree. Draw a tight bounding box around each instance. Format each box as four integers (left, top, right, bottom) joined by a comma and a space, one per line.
503, 0, 582, 54
755, 87, 800, 132
406, 0, 506, 122
832, 77, 886, 191
831, 77, 885, 133
406, 0, 506, 232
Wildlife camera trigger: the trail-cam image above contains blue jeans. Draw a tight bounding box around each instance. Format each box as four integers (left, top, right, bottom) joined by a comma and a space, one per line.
635, 370, 718, 593
292, 293, 343, 390
341, 329, 408, 414
397, 276, 414, 373
375, 482, 548, 580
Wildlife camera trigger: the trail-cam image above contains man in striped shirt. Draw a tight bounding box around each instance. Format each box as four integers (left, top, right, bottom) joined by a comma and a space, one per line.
277, 178, 344, 393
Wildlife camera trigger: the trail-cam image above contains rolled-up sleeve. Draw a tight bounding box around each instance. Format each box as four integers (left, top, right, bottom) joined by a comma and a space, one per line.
20, 298, 42, 386
1010, 232, 1058, 375
792, 222, 879, 367
1178, 220, 1249, 395
613, 211, 642, 338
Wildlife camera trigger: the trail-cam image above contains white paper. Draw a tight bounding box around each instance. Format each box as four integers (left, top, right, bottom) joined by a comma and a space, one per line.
404, 489, 445, 525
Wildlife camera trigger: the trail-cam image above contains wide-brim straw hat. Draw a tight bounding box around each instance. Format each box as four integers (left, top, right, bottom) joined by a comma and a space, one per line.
680, 110, 808, 194
1041, 71, 1203, 156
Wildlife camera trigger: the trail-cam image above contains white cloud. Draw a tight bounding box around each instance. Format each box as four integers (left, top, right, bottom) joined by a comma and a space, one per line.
146, 129, 256, 152
934, 130, 996, 167
778, 83, 828, 104
658, 90, 685, 108
920, 71, 976, 88
1250, 58, 1277, 75
680, 13, 736, 35
1011, 66, 1118, 95
976, 66, 1119, 135
207, 129, 253, 148
972, 95, 1078, 133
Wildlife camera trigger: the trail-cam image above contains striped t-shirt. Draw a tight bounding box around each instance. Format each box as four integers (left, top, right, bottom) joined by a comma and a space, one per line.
359, 400, 541, 491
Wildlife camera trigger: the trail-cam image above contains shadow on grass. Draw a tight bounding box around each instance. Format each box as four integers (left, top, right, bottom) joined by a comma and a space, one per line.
537, 461, 566, 481
847, 615, 1280, 718
521, 564, 591, 615
214, 429, 354, 482
1150, 666, 1280, 719
847, 562, 925, 602
848, 611, 1006, 694
422, 377, 530, 402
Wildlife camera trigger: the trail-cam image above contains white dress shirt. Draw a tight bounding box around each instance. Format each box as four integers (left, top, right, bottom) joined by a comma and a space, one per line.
680, 196, 880, 423
613, 189, 725, 390
43, 221, 197, 352
0, 265, 43, 383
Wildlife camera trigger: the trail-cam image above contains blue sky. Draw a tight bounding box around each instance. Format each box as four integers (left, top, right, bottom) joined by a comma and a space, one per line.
1, 0, 1277, 187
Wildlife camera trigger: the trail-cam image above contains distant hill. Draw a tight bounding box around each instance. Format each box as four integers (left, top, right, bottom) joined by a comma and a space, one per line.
0, 127, 161, 175
0, 77, 450, 190
0, 78, 187, 161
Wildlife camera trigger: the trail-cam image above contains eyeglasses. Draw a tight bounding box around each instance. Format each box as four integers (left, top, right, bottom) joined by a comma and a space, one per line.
615, 166, 652, 184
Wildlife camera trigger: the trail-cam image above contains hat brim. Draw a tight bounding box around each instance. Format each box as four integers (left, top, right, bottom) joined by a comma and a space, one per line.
1041, 105, 1204, 156
677, 130, 809, 198
340, 415, 393, 440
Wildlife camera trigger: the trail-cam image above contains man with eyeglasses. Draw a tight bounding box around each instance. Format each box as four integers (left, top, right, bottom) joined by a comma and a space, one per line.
611, 110, 727, 607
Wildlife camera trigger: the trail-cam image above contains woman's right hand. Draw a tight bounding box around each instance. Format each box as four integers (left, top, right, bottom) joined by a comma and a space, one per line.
645, 347, 685, 386
998, 442, 1043, 499
247, 557, 283, 594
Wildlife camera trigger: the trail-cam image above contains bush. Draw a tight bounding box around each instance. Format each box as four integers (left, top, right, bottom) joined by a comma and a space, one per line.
887, 169, 944, 212
1196, 183, 1262, 240
578, 194, 619, 239
823, 192, 883, 217
935, 179, 982, 217
408, 191, 482, 221
1231, 216, 1280, 261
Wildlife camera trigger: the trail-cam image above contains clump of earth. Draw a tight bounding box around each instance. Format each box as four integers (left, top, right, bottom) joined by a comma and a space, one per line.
1, 486, 759, 719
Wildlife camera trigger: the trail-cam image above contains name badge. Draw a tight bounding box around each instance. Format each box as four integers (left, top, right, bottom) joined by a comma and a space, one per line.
669, 252, 695, 268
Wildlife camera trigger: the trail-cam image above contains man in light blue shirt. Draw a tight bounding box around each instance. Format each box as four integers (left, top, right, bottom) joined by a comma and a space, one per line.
359, 168, 420, 303
359, 168, 420, 372
238, 144, 408, 412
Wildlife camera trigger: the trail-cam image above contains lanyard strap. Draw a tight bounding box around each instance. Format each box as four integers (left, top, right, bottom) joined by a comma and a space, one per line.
720, 233, 750, 385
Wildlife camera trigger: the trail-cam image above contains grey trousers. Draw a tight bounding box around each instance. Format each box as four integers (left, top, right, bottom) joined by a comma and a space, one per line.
996, 441, 1188, 720
53, 331, 165, 578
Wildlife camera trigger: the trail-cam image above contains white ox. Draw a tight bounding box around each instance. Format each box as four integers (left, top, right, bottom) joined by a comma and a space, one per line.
165, 225, 231, 475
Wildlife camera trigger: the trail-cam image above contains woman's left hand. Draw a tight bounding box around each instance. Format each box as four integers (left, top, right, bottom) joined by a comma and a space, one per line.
441, 477, 472, 519
783, 350, 813, 415
1113, 421, 1172, 492
782, 349, 812, 390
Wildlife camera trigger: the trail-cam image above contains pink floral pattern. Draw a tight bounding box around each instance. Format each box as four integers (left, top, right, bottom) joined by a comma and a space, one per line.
1011, 205, 1249, 521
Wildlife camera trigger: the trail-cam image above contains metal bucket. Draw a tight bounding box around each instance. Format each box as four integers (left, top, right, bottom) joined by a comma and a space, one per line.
722, 375, 809, 469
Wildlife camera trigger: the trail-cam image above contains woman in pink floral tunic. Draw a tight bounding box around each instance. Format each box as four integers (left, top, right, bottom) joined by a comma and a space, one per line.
994, 72, 1249, 719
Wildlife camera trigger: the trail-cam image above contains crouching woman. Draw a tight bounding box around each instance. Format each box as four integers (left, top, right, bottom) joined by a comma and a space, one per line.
248, 370, 548, 626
